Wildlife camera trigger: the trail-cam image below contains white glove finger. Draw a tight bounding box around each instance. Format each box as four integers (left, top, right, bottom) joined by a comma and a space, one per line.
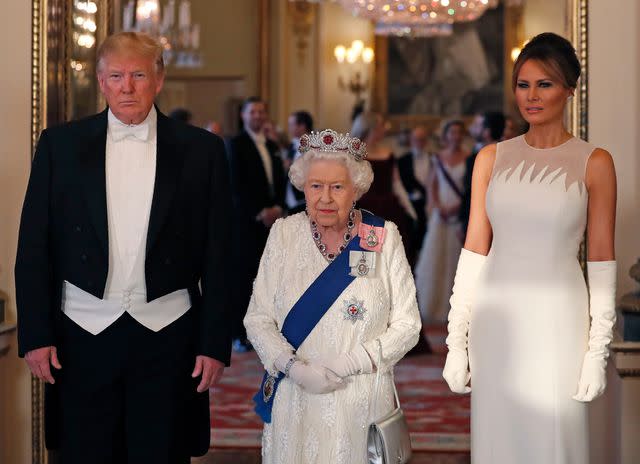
582, 384, 596, 402
442, 371, 455, 390
451, 372, 468, 394
573, 382, 587, 401
325, 369, 344, 384
443, 370, 464, 393
464, 371, 471, 386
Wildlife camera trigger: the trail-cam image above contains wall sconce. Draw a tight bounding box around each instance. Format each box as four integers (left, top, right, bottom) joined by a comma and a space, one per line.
334, 40, 374, 111
510, 39, 529, 62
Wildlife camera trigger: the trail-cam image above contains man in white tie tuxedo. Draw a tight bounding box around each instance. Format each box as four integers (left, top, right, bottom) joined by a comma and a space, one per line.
15, 32, 232, 464
228, 97, 286, 352
285, 110, 313, 214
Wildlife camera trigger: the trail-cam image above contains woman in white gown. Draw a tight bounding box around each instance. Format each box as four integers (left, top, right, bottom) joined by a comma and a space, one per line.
244, 129, 421, 464
415, 120, 469, 323
442, 33, 617, 463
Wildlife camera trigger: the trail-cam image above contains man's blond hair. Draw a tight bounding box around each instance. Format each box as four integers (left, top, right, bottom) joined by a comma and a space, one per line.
97, 31, 164, 74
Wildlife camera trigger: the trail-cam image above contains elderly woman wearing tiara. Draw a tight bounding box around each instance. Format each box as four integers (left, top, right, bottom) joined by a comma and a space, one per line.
244, 129, 421, 463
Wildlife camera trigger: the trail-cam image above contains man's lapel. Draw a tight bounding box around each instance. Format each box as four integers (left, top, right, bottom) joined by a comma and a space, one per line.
146, 109, 184, 254
79, 109, 109, 257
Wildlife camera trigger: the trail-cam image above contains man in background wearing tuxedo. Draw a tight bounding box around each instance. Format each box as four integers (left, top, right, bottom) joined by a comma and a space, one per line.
459, 111, 505, 238
15, 32, 231, 464
228, 97, 286, 352
285, 110, 313, 214
398, 125, 431, 256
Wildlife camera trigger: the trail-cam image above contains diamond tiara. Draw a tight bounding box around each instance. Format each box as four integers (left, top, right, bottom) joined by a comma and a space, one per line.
298, 129, 367, 161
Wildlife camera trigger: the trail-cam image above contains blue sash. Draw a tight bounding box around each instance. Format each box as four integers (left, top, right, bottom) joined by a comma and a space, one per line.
253, 211, 384, 423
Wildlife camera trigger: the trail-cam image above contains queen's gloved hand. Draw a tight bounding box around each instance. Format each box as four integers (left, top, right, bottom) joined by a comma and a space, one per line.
288, 362, 345, 394
320, 343, 374, 378
275, 351, 345, 394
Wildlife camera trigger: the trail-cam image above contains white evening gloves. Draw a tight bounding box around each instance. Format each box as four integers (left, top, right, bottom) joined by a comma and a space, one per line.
321, 343, 374, 378
573, 260, 617, 402
275, 351, 344, 394
443, 249, 487, 394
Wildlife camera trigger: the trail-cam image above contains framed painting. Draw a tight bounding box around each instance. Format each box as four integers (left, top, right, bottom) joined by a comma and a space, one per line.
373, 3, 518, 133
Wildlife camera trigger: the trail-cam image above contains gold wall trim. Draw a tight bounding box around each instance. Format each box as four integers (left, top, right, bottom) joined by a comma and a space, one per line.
31, 2, 47, 462
259, 0, 270, 100
31, 1, 111, 462
568, 0, 589, 141
31, 0, 46, 155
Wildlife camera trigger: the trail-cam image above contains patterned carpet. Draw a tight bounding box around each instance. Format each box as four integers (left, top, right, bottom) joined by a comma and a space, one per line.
209, 325, 470, 452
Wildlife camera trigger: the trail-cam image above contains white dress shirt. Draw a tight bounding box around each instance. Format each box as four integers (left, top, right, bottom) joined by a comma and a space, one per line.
285, 137, 304, 209
412, 148, 431, 192
105, 107, 158, 280
62, 107, 190, 334
246, 127, 273, 187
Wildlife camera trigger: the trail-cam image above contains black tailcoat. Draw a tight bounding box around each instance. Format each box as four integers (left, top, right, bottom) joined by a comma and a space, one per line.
227, 131, 286, 338
15, 108, 232, 456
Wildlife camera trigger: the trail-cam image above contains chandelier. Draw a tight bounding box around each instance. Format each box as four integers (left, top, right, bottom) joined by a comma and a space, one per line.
122, 0, 202, 68
338, 0, 501, 37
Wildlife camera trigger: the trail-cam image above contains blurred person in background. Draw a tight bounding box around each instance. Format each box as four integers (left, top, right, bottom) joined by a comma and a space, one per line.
285, 110, 314, 213
398, 125, 432, 255
414, 120, 469, 324
228, 97, 286, 352
460, 111, 505, 237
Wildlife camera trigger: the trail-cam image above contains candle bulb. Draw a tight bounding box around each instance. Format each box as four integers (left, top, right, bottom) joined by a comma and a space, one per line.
123, 0, 134, 30
191, 23, 200, 49
166, 0, 175, 28
178, 0, 191, 29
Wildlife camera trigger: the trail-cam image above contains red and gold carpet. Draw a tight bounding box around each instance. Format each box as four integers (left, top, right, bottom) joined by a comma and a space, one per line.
209, 325, 470, 452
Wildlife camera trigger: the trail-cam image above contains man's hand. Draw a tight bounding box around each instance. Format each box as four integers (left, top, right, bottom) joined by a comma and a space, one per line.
192, 355, 225, 393
256, 206, 283, 227
25, 346, 62, 384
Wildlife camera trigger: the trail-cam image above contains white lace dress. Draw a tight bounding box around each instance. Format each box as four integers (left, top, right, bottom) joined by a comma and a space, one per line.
244, 212, 421, 464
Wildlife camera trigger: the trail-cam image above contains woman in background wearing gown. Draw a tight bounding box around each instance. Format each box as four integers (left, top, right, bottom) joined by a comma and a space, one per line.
351, 112, 431, 354
350, 112, 416, 252
443, 33, 617, 463
414, 120, 469, 324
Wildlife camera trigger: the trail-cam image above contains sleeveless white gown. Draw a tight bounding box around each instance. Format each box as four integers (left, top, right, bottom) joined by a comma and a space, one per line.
415, 160, 466, 322
470, 135, 595, 463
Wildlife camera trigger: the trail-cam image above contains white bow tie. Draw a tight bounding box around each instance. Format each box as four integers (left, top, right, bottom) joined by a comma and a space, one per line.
110, 122, 149, 142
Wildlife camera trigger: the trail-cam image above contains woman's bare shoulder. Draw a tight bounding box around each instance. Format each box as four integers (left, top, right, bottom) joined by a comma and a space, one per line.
473, 143, 498, 178
585, 147, 616, 187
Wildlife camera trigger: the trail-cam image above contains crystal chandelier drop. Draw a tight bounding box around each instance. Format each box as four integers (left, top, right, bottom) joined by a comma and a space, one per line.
338, 0, 500, 37
122, 0, 202, 68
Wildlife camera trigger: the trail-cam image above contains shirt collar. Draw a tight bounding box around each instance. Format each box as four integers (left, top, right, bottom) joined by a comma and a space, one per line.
412, 148, 428, 159
246, 127, 266, 145
107, 106, 157, 143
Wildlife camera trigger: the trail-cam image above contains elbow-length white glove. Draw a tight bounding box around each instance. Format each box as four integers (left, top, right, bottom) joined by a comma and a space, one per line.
275, 351, 345, 394
320, 343, 374, 378
573, 260, 617, 402
443, 249, 487, 394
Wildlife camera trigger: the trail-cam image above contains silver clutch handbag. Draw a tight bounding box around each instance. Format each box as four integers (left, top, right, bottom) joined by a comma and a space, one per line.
366, 339, 412, 464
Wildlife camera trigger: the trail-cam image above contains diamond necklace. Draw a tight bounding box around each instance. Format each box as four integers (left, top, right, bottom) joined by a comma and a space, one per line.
310, 208, 356, 262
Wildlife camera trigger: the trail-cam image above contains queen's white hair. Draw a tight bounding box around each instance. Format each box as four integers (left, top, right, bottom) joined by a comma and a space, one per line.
288, 150, 374, 200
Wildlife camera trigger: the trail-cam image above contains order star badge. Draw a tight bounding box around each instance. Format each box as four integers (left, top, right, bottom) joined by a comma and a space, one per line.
343, 297, 367, 323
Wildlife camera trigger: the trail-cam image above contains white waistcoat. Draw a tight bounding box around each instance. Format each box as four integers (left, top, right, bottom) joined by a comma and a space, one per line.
62, 108, 190, 335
